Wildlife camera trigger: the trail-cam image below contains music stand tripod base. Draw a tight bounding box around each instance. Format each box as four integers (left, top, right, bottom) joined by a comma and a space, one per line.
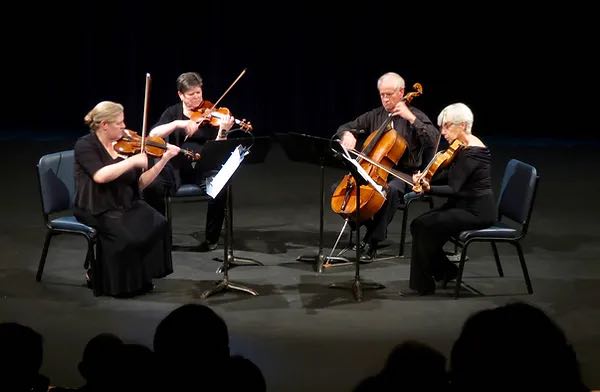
297, 254, 353, 273
329, 280, 385, 302
201, 276, 259, 299
215, 255, 264, 274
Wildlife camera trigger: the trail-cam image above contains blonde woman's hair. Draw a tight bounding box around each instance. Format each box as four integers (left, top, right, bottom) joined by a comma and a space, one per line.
84, 101, 124, 132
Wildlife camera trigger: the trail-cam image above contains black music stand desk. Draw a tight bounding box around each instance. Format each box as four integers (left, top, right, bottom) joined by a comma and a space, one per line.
277, 132, 351, 273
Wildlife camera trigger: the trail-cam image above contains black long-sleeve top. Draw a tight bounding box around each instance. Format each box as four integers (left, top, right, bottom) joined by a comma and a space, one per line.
430, 146, 495, 219
74, 133, 142, 216
154, 103, 218, 148
336, 106, 439, 173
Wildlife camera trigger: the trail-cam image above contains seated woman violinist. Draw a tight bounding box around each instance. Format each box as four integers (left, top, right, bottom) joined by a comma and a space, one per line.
407, 103, 495, 295
73, 101, 180, 297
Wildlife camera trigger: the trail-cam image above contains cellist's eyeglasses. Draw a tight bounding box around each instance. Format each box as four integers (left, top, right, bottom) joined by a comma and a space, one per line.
379, 88, 403, 99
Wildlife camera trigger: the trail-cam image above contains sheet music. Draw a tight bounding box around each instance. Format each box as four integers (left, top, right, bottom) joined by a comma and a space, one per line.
206, 145, 250, 198
338, 143, 385, 198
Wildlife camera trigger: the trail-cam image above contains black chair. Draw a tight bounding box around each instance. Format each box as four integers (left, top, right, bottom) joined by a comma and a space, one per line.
449, 159, 540, 298
36, 150, 100, 295
397, 192, 434, 257
397, 144, 436, 257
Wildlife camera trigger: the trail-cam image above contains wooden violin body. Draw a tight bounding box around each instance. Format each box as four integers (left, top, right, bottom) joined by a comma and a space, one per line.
190, 100, 253, 133
114, 130, 201, 160
413, 139, 463, 192
331, 129, 407, 222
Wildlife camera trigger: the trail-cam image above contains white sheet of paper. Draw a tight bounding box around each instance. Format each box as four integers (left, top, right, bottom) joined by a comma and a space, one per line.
206, 145, 249, 198
338, 143, 385, 198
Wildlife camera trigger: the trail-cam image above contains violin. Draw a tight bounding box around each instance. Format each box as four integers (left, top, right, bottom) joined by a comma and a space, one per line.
114, 130, 201, 160
413, 139, 464, 192
190, 100, 253, 133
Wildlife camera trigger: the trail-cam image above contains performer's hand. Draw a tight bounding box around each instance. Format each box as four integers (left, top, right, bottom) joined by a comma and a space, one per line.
391, 100, 417, 124
412, 171, 422, 184
185, 120, 200, 138
162, 143, 180, 160
219, 114, 235, 131
340, 131, 357, 150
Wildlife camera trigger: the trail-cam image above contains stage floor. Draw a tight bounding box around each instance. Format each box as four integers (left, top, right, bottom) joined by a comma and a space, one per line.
1, 137, 599, 391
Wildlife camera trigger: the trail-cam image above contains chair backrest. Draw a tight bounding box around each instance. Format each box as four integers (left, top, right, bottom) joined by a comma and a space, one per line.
497, 159, 540, 234
37, 150, 75, 216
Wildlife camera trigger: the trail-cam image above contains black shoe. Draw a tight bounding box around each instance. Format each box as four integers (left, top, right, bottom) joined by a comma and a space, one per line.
142, 282, 155, 293
359, 242, 378, 263
198, 240, 218, 252
351, 241, 366, 252
400, 287, 435, 296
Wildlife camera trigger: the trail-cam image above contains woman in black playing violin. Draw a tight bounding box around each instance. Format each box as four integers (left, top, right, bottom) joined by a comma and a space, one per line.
145, 72, 235, 252
336, 72, 439, 260
74, 101, 180, 297
408, 103, 495, 295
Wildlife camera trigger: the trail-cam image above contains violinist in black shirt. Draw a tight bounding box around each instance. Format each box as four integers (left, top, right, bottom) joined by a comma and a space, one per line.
145, 72, 235, 252
408, 103, 495, 295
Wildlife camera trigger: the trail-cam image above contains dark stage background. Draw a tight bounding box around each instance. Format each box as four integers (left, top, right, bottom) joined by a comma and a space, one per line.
2, 3, 598, 141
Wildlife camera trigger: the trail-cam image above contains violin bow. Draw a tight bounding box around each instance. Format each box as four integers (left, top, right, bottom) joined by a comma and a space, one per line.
184, 68, 247, 142
141, 73, 151, 153
210, 68, 247, 110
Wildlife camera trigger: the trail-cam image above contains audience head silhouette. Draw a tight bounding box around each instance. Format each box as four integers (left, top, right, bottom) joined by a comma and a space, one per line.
450, 302, 588, 392
228, 355, 267, 392
0, 322, 47, 392
78, 333, 124, 390
354, 340, 448, 391
153, 303, 230, 388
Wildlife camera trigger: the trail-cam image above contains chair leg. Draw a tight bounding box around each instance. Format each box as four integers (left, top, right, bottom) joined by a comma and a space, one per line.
36, 231, 53, 281
514, 242, 533, 294
88, 241, 102, 297
454, 242, 470, 299
399, 207, 409, 257
491, 241, 504, 277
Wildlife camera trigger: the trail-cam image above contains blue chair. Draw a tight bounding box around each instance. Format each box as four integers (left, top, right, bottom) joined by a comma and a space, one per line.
36, 150, 100, 295
450, 159, 540, 298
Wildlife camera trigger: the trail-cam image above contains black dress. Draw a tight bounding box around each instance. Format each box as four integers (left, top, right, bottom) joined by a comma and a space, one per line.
144, 102, 225, 244
409, 146, 496, 293
74, 133, 173, 297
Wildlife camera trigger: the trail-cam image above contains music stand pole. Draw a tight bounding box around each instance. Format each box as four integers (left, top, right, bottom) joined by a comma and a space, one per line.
329, 168, 384, 301
215, 181, 263, 272
201, 183, 258, 298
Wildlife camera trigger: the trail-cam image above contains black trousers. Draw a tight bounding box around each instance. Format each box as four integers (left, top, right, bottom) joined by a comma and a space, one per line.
334, 177, 407, 244
143, 161, 225, 244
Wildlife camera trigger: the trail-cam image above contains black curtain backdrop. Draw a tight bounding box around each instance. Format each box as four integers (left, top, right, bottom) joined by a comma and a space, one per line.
3, 3, 598, 141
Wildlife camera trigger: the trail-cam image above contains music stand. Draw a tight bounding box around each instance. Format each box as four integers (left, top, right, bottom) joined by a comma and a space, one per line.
200, 136, 271, 299
276, 132, 352, 273
328, 145, 385, 301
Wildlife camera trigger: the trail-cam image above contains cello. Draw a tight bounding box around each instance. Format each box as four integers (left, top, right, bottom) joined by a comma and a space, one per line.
331, 83, 423, 222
